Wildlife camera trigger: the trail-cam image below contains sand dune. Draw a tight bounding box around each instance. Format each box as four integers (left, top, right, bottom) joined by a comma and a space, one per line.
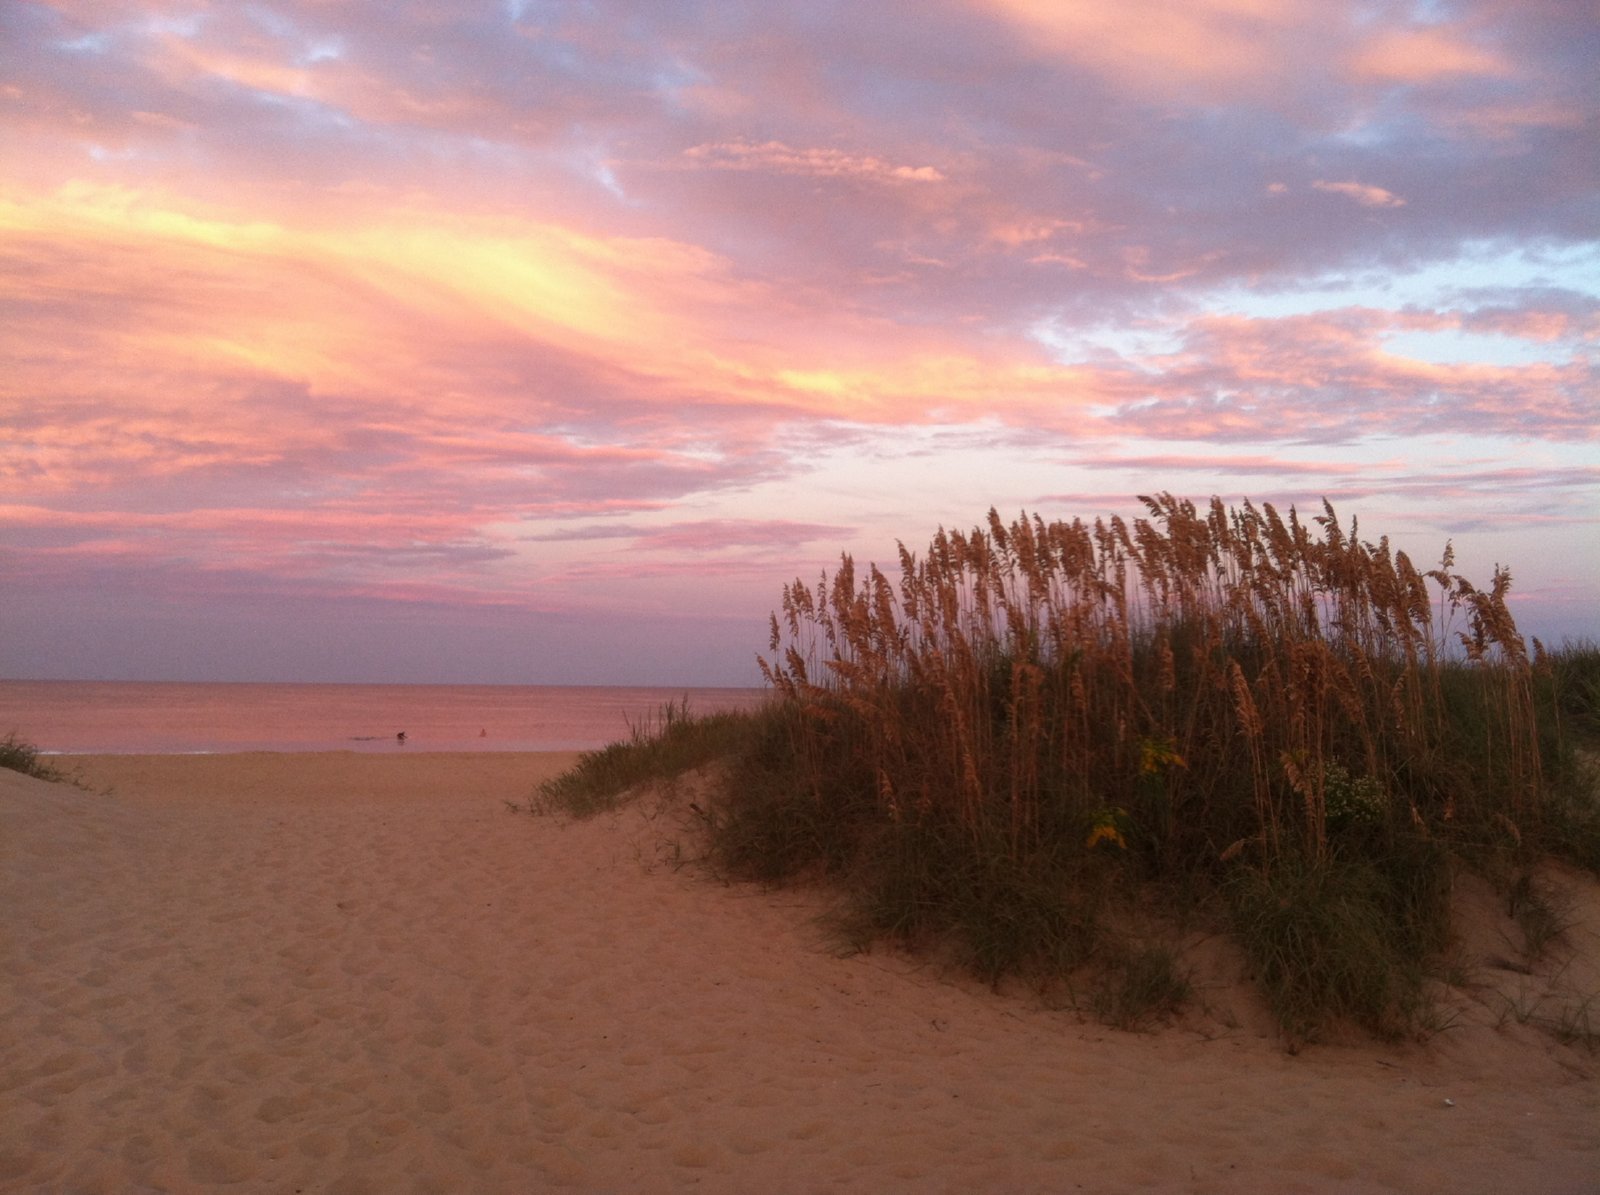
3, 753, 1597, 1193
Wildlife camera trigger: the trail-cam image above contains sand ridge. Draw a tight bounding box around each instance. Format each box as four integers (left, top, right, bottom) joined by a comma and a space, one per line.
3, 753, 1597, 1193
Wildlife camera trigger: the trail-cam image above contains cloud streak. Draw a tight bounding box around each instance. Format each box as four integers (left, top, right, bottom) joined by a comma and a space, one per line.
683, 140, 946, 183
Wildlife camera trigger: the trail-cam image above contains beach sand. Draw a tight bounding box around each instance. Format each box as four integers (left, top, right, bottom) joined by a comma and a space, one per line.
4, 753, 1597, 1193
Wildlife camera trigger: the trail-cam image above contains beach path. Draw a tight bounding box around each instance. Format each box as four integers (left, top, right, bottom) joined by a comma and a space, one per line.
3, 754, 1597, 1193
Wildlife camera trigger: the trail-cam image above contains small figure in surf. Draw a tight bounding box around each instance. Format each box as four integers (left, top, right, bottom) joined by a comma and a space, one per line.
396, 731, 407, 745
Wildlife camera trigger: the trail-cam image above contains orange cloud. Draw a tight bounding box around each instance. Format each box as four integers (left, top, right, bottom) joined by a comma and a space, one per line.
154, 37, 318, 100
0, 182, 734, 402
1, 174, 1129, 556
1349, 27, 1510, 84
977, 0, 1313, 95
1444, 102, 1588, 139
1312, 180, 1406, 208
141, 23, 497, 134
8, 178, 1107, 433
986, 217, 1088, 248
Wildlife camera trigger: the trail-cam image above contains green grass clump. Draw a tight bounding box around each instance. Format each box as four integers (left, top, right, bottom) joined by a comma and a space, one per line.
532, 495, 1600, 1043
1530, 639, 1600, 871
533, 699, 760, 816
696, 702, 876, 881
1538, 637, 1600, 746
838, 814, 1107, 984
1090, 943, 1193, 1031
1224, 839, 1450, 1042
0, 732, 70, 784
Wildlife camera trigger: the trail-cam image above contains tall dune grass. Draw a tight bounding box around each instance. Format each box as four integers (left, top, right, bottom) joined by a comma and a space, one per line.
756, 494, 1540, 868
538, 495, 1600, 1040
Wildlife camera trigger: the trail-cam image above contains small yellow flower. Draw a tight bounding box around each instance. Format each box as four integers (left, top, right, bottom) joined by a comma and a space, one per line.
1086, 805, 1130, 850
1085, 822, 1127, 850
1139, 738, 1187, 777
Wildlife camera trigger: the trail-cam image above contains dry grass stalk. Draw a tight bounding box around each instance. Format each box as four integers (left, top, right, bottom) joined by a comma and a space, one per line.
759, 493, 1543, 874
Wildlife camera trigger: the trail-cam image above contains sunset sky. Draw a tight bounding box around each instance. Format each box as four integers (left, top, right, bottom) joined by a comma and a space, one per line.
2, 0, 1596, 686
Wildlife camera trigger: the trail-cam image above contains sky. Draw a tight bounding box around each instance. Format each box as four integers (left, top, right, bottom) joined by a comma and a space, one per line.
1, 0, 1596, 686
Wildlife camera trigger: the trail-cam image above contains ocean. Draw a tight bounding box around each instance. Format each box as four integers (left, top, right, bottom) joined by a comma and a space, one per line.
0, 680, 770, 755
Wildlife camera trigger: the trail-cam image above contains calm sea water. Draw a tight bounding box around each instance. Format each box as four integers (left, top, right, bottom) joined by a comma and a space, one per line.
0, 680, 770, 755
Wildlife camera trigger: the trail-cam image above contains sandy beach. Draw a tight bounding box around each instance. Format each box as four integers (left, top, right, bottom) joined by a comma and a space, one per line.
4, 753, 1597, 1194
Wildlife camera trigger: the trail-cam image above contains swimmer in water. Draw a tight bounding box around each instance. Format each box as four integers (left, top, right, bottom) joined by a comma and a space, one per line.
396, 731, 407, 745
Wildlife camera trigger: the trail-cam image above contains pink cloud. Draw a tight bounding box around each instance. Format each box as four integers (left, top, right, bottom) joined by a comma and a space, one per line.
1348, 27, 1511, 84
1312, 180, 1407, 208
521, 518, 854, 554
976, 0, 1315, 97
1075, 309, 1596, 444
683, 140, 946, 183
1075, 453, 1371, 478
633, 519, 855, 553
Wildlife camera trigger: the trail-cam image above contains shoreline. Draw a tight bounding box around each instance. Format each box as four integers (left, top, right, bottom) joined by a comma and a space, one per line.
0, 677, 771, 761
4, 753, 1598, 1192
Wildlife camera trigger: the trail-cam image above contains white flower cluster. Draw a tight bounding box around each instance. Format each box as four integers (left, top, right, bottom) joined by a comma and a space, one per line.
1323, 762, 1388, 828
